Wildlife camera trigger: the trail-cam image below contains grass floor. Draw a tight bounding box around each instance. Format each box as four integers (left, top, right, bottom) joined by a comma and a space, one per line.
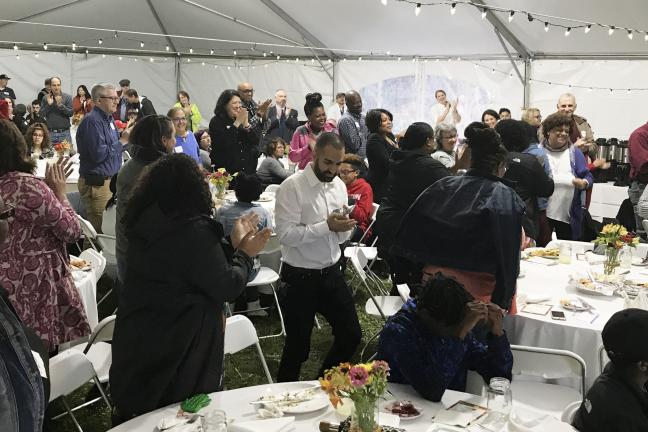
45, 269, 385, 432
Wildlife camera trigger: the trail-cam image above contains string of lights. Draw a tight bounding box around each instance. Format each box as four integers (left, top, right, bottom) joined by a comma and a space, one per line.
393, 0, 648, 41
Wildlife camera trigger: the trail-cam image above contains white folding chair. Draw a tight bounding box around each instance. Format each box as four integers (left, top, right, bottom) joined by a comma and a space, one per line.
49, 350, 112, 432
77, 215, 100, 252
224, 315, 273, 383
245, 267, 286, 339
350, 249, 388, 320
264, 184, 280, 194
598, 344, 609, 374
71, 315, 115, 384
396, 284, 411, 302
561, 401, 582, 423
510, 345, 586, 418
98, 206, 118, 281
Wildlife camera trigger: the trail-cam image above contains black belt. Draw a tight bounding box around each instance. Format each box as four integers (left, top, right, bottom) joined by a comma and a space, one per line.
81, 174, 111, 180
283, 262, 341, 276
49, 128, 70, 133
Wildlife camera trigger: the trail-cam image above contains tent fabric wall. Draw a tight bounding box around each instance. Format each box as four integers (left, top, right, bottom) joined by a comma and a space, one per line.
0, 50, 176, 113
178, 60, 333, 128
528, 60, 648, 140
336, 60, 524, 135
2, 49, 646, 139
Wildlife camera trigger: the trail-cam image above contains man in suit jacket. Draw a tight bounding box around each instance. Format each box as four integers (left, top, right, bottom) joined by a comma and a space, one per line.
124, 88, 157, 121
262, 89, 299, 152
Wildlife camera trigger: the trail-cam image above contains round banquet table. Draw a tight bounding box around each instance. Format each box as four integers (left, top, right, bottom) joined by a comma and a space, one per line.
107, 381, 576, 432
505, 240, 648, 390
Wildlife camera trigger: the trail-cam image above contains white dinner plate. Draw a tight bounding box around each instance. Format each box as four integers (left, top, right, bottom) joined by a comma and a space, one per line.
253, 383, 329, 414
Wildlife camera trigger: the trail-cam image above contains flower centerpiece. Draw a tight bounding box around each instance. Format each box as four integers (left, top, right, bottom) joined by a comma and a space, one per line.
320, 361, 390, 432
593, 223, 639, 276
208, 168, 236, 199
53, 140, 71, 158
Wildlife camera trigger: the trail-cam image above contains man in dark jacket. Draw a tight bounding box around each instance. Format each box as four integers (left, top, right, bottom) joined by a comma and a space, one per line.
572, 309, 648, 432
496, 119, 554, 242
374, 122, 451, 285
262, 89, 299, 151
124, 88, 157, 120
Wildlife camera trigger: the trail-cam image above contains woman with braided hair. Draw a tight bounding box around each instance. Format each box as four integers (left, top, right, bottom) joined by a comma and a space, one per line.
392, 123, 524, 313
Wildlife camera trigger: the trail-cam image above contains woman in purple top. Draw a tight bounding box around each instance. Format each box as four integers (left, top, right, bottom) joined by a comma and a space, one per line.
168, 107, 201, 166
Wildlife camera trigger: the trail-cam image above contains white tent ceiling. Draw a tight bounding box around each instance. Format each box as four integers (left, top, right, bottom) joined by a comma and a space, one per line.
2, 0, 648, 59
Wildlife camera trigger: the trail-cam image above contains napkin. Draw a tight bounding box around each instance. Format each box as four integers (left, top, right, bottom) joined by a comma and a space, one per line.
227, 416, 295, 432
584, 252, 605, 264
157, 415, 200, 431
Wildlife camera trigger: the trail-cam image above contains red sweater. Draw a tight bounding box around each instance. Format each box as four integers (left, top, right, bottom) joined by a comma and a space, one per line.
347, 178, 374, 236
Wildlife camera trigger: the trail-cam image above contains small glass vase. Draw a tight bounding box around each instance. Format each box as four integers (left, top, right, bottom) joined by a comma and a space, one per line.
349, 396, 378, 432
214, 183, 227, 200
604, 247, 620, 276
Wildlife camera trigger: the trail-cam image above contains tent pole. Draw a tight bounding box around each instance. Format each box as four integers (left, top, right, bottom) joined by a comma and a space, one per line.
332, 60, 338, 103
175, 56, 181, 95
494, 29, 524, 85
145, 0, 177, 53
0, 0, 89, 31
524, 59, 531, 108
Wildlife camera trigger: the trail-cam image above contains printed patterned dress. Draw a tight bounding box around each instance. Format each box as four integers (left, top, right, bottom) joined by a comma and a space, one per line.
0, 171, 90, 350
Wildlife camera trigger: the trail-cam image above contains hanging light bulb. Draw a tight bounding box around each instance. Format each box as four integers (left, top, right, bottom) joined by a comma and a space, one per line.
588, 87, 593, 92
414, 3, 421, 16
150, 57, 155, 63
16, 54, 20, 60
85, 49, 89, 54
276, 55, 280, 60
166, 45, 170, 51
311, 58, 315, 63
140, 41, 144, 48
233, 49, 237, 56
13, 44, 18, 50
328, 58, 332, 63
608, 26, 615, 36
358, 56, 362, 61
102, 54, 106, 58
118, 56, 122, 61
113, 31, 118, 38
544, 22, 549, 32
585, 25, 592, 34
263, 51, 267, 57
645, 33, 648, 41
189, 48, 193, 54
628, 29, 634, 40
214, 64, 219, 69
98, 38, 103, 45
481, 8, 487, 19
134, 58, 138, 62
508, 11, 514, 22
34, 53, 39, 58
380, 0, 387, 5
295, 57, 299, 62
397, 56, 402, 61
187, 58, 191, 63
72, 42, 77, 51
450, 3, 456, 15
43, 43, 48, 50
627, 89, 632, 94
210, 49, 214, 55
565, 27, 571, 37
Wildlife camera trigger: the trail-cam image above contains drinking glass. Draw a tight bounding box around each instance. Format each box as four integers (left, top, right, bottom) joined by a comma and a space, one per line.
559, 242, 572, 264
202, 409, 227, 432
619, 247, 633, 269
481, 377, 512, 429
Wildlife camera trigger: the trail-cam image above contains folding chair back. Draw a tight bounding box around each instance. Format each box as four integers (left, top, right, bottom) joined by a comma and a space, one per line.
84, 315, 116, 354
79, 248, 106, 282
224, 315, 273, 383
561, 401, 582, 423
265, 184, 280, 194
49, 350, 98, 401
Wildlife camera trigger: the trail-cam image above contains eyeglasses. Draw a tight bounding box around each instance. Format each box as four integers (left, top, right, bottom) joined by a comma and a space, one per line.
339, 169, 358, 175
239, 89, 254, 93
172, 117, 187, 122
0, 205, 15, 220
99, 96, 120, 101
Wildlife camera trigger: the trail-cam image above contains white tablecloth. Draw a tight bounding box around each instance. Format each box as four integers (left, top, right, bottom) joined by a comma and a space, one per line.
107, 381, 575, 432
589, 182, 628, 221
71, 269, 98, 329
505, 240, 647, 389
34, 158, 80, 184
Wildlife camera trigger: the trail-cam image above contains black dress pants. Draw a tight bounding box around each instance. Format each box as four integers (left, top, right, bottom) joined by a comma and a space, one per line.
547, 218, 573, 240
276, 263, 362, 382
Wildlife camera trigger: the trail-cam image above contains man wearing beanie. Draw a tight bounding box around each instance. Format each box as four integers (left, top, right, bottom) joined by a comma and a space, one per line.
572, 308, 648, 431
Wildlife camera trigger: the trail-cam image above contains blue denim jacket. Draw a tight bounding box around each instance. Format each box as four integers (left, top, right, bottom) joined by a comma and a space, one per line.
522, 143, 552, 211
0, 290, 45, 432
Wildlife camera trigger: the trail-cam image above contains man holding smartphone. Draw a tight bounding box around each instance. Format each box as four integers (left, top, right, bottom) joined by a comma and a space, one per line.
274, 132, 361, 381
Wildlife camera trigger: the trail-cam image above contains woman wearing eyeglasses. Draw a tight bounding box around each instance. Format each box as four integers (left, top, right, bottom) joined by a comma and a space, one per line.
167, 107, 201, 166
0, 119, 90, 352
541, 113, 592, 241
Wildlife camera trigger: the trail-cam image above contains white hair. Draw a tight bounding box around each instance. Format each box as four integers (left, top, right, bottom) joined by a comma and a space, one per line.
91, 82, 117, 102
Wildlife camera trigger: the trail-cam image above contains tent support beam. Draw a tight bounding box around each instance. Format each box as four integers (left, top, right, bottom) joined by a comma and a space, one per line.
145, 0, 178, 53
494, 29, 524, 85
523, 59, 531, 108
473, 0, 531, 60
258, 0, 337, 61
0, 0, 89, 30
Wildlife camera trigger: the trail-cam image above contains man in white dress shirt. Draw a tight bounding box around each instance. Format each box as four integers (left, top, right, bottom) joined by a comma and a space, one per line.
274, 132, 361, 381
429, 89, 461, 127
